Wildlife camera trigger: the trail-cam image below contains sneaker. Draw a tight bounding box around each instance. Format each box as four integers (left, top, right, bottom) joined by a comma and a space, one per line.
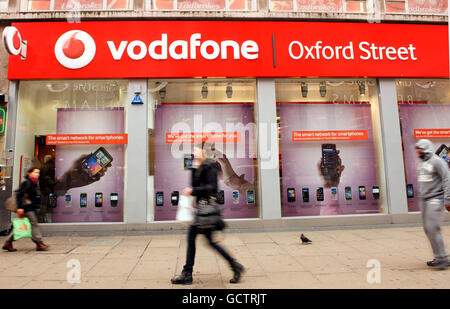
431, 260, 449, 270
427, 259, 450, 267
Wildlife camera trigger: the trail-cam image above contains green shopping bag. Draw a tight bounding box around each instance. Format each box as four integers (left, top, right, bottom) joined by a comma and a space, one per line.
12, 217, 32, 240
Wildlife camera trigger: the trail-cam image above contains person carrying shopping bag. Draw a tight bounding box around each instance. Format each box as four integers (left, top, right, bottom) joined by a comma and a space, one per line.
2, 167, 50, 252
171, 144, 244, 285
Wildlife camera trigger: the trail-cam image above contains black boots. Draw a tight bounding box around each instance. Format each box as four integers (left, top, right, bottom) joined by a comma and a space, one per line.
171, 270, 193, 285
230, 261, 245, 284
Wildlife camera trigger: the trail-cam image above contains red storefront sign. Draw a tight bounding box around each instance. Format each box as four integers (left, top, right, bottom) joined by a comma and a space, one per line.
6, 21, 449, 79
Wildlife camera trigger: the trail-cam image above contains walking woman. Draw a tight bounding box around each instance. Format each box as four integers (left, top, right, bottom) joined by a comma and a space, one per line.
171, 144, 244, 285
2, 167, 50, 252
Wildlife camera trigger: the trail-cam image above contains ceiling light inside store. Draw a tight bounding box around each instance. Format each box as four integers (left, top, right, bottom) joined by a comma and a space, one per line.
319, 82, 326, 98
358, 81, 365, 96
226, 83, 233, 98
201, 83, 208, 99
301, 82, 308, 98
159, 86, 166, 100
47, 83, 69, 93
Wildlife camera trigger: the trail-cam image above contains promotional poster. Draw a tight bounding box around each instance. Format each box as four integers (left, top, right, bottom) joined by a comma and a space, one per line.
51, 107, 125, 222
399, 103, 450, 212
154, 103, 258, 221
279, 102, 381, 216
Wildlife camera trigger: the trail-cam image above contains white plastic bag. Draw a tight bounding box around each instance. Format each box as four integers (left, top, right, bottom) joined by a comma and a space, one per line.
176, 195, 194, 223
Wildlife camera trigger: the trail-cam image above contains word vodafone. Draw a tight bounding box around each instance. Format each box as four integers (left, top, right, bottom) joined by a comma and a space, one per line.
289, 41, 418, 61
107, 33, 259, 60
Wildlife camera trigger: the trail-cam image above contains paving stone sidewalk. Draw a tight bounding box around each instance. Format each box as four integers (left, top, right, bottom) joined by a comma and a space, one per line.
1, 225, 449, 289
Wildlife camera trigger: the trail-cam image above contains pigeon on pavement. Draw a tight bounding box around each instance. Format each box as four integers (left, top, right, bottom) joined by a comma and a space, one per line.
300, 234, 312, 244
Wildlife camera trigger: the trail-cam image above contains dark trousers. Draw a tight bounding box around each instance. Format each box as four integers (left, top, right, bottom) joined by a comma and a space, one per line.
183, 225, 235, 273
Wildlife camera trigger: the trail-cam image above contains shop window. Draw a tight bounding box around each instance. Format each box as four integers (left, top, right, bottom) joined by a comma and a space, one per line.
25, 0, 130, 11
397, 79, 450, 212
269, 0, 369, 13
384, 0, 447, 14
276, 79, 387, 217
148, 79, 260, 221
15, 80, 128, 223
150, 0, 255, 10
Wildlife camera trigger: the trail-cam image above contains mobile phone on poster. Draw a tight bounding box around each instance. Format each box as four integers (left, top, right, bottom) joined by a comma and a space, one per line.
156, 191, 164, 206
345, 186, 352, 201
331, 187, 338, 201
184, 154, 194, 170
48, 193, 57, 208
302, 188, 309, 203
372, 186, 380, 200
217, 190, 225, 205
359, 186, 366, 200
247, 190, 255, 204
287, 188, 296, 203
320, 144, 339, 179
110, 193, 118, 207
80, 193, 88, 208
407, 184, 414, 198
81, 147, 113, 178
171, 191, 179, 206
95, 192, 103, 207
435, 144, 449, 163
232, 190, 239, 204
65, 194, 72, 207
316, 187, 324, 202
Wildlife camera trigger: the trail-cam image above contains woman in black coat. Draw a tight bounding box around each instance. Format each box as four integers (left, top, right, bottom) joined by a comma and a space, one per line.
2, 167, 50, 252
171, 145, 244, 285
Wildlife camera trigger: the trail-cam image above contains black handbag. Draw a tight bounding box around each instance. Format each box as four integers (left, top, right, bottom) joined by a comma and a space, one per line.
194, 196, 226, 232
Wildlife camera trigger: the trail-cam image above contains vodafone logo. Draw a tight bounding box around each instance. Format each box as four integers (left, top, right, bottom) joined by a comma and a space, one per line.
2, 26, 23, 55
55, 30, 96, 69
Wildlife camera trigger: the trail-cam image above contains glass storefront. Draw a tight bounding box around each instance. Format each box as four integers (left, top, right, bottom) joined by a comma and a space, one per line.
276, 78, 387, 217
397, 79, 450, 212
14, 80, 128, 223
148, 79, 260, 221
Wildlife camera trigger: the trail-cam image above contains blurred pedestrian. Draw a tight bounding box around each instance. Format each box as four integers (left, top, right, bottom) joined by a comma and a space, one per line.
171, 144, 244, 285
2, 167, 50, 252
415, 139, 450, 270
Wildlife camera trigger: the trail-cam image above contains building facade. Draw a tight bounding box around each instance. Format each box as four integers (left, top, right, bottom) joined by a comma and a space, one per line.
0, 0, 449, 233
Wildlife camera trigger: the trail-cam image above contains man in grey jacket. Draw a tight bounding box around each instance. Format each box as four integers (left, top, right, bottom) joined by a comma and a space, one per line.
415, 139, 450, 270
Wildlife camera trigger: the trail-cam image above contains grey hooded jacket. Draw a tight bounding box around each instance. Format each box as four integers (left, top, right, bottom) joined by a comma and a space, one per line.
415, 139, 450, 204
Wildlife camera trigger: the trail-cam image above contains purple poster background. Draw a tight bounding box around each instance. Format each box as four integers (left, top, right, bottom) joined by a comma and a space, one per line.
399, 104, 450, 212
154, 103, 257, 221
279, 103, 380, 216
52, 108, 125, 223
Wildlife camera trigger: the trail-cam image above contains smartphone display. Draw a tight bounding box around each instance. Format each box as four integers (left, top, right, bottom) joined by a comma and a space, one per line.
171, 191, 179, 206
331, 187, 338, 201
48, 193, 57, 208
407, 184, 414, 198
247, 190, 255, 204
345, 186, 352, 201
232, 190, 239, 204
65, 194, 71, 207
110, 193, 118, 207
156, 191, 164, 206
372, 186, 380, 200
80, 193, 87, 208
287, 188, 296, 203
217, 190, 224, 205
81, 147, 113, 178
95, 192, 103, 207
320, 144, 339, 179
316, 187, 324, 202
302, 188, 309, 203
359, 186, 366, 200
436, 144, 449, 163
184, 154, 194, 170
